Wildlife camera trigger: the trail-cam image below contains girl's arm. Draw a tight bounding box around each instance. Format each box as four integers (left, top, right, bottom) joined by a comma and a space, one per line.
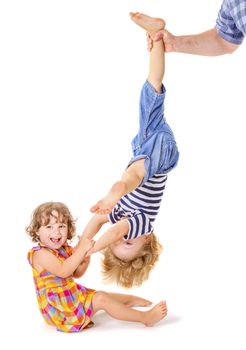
73, 256, 91, 278
87, 219, 129, 255
81, 214, 109, 239
70, 215, 108, 278
32, 237, 94, 278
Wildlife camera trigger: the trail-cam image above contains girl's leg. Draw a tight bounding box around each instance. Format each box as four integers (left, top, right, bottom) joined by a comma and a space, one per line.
90, 158, 145, 215
107, 292, 152, 307
148, 33, 165, 93
130, 12, 165, 93
90, 14, 165, 216
92, 291, 167, 327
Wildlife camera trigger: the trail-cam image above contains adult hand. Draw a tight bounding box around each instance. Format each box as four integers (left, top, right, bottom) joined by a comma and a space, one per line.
147, 29, 175, 52
147, 32, 152, 51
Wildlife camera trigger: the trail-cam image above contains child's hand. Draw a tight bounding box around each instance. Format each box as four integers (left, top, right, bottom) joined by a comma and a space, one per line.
83, 256, 90, 264
73, 235, 83, 252
85, 246, 96, 257
77, 235, 95, 252
80, 255, 91, 266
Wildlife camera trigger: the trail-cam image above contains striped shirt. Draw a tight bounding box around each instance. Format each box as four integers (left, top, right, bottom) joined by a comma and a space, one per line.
109, 174, 168, 240
216, 0, 246, 44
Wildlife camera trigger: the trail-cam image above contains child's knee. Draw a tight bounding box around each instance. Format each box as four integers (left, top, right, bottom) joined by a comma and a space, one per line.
93, 291, 109, 308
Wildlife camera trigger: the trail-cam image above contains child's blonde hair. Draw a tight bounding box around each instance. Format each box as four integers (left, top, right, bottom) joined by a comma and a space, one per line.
26, 202, 76, 242
101, 234, 162, 288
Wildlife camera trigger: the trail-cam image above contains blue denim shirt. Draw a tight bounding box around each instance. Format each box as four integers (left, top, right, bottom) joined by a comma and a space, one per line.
216, 0, 246, 44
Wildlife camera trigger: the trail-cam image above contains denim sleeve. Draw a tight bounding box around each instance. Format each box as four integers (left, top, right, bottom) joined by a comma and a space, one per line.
215, 0, 244, 44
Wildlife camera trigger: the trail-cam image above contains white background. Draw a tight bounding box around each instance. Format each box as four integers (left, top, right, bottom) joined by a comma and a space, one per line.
1, 0, 246, 349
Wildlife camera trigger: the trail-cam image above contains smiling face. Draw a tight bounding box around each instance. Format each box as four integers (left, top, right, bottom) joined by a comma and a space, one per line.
37, 210, 68, 249
110, 235, 150, 261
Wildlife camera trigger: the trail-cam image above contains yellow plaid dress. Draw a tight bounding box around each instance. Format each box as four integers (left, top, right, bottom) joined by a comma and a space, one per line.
28, 244, 96, 332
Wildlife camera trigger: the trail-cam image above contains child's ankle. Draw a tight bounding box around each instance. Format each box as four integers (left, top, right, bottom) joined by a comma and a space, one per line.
149, 30, 164, 40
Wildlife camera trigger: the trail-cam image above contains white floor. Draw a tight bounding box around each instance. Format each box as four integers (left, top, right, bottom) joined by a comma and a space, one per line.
1, 1, 246, 349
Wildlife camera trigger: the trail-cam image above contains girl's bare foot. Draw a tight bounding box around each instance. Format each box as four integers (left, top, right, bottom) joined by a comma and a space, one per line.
142, 301, 167, 327
130, 12, 165, 37
90, 181, 126, 215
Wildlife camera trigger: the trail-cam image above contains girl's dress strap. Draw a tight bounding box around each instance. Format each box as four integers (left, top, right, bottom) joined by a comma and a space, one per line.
27, 246, 41, 266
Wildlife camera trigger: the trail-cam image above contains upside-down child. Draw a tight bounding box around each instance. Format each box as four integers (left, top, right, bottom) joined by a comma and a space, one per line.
82, 12, 179, 288
27, 202, 167, 332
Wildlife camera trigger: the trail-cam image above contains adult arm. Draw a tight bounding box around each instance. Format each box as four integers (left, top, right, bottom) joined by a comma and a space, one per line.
163, 28, 239, 56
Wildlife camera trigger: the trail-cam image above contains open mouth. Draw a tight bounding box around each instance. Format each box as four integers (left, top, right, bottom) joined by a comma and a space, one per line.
50, 237, 61, 244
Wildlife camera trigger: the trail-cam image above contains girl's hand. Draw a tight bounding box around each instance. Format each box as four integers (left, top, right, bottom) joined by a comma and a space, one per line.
73, 255, 91, 278
83, 256, 90, 264
76, 235, 95, 252
72, 235, 82, 252
85, 246, 96, 257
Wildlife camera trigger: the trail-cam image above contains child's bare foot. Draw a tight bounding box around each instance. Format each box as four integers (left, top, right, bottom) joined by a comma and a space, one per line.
130, 12, 165, 37
142, 301, 167, 327
126, 296, 152, 308
90, 181, 126, 215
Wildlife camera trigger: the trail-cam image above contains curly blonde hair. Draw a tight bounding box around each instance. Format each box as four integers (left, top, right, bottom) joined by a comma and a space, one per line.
101, 234, 163, 288
26, 202, 76, 243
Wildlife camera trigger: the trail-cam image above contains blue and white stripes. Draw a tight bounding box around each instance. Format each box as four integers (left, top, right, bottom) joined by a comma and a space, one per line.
109, 174, 167, 239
